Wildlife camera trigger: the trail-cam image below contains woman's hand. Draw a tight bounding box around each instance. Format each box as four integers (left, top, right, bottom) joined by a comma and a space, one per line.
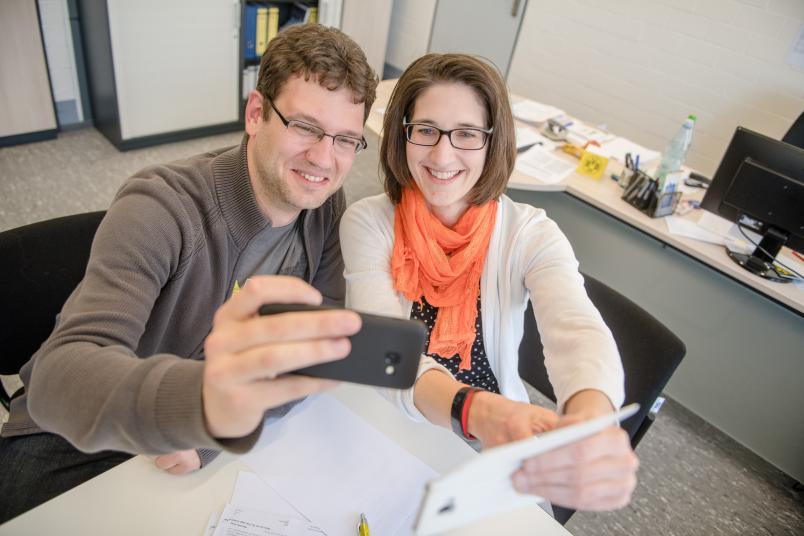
466, 392, 560, 448
511, 414, 639, 510
154, 449, 202, 475
510, 390, 639, 510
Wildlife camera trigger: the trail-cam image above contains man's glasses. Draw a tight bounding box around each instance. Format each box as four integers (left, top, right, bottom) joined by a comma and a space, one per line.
402, 118, 492, 150
268, 99, 367, 155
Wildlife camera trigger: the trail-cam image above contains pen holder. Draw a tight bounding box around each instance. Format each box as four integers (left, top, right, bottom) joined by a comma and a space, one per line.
621, 170, 682, 218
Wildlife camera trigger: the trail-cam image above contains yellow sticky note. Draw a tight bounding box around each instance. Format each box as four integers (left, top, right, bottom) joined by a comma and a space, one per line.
577, 150, 609, 179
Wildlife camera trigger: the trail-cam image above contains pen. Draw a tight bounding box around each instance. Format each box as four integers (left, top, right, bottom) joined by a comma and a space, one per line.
634, 154, 640, 171
358, 513, 370, 536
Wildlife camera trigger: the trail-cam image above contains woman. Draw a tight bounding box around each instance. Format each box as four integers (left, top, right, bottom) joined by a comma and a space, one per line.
340, 54, 638, 511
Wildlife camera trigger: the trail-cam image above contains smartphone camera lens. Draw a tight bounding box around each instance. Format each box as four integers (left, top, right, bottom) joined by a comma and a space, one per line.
384, 352, 400, 376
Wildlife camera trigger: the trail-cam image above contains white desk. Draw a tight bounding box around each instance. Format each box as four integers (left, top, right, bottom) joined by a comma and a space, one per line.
368, 79, 804, 482
0, 385, 571, 536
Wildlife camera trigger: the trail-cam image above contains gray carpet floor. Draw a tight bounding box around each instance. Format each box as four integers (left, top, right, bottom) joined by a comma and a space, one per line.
1, 128, 802, 535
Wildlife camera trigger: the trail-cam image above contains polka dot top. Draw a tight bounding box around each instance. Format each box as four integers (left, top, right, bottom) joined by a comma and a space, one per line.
411, 293, 501, 394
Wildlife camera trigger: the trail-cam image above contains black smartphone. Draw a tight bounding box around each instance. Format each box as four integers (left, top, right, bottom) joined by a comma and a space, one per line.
258, 304, 426, 389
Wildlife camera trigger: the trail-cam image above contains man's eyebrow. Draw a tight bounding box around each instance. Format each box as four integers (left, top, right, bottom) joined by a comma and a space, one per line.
410, 118, 486, 129
290, 112, 363, 138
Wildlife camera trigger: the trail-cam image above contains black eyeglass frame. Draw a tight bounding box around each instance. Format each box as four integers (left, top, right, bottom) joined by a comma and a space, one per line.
267, 98, 368, 154
402, 118, 493, 151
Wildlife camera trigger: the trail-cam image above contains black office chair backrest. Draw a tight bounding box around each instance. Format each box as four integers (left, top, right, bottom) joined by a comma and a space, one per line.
782, 110, 804, 149
519, 272, 685, 442
0, 211, 106, 377
518, 272, 685, 524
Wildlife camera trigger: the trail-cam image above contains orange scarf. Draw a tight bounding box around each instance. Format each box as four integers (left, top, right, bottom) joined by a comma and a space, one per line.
391, 186, 497, 370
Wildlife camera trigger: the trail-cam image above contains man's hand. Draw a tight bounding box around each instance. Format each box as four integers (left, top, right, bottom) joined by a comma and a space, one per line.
467, 392, 560, 448
154, 449, 201, 475
511, 414, 639, 510
202, 276, 361, 439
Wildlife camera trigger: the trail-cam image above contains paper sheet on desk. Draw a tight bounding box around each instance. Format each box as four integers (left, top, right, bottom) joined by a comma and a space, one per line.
231, 471, 310, 522
512, 100, 564, 124
665, 216, 728, 245
212, 503, 325, 536
241, 394, 438, 536
516, 126, 557, 152
601, 137, 660, 164
515, 146, 575, 184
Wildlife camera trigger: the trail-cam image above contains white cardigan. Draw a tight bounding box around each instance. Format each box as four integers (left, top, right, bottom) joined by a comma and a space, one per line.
340, 193, 625, 421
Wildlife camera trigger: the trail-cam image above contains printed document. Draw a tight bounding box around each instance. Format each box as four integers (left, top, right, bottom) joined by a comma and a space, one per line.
515, 146, 576, 184
212, 503, 325, 536
241, 394, 438, 536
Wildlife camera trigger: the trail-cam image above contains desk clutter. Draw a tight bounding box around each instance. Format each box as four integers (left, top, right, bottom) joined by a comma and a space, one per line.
620, 156, 683, 218
512, 97, 700, 220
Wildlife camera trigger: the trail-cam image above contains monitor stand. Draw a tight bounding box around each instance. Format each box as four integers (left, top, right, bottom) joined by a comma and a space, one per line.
726, 226, 793, 283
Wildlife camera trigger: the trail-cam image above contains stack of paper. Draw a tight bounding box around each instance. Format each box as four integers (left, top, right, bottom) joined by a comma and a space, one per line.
206, 472, 326, 536
241, 394, 438, 536
512, 99, 564, 124
515, 146, 576, 184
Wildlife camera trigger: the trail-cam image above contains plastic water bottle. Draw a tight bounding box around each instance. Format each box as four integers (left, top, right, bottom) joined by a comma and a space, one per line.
656, 114, 696, 182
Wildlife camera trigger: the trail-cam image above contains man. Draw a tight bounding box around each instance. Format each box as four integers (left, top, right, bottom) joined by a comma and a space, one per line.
0, 24, 378, 522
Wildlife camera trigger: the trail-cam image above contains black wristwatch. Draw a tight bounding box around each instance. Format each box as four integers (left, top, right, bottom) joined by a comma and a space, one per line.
450, 386, 481, 440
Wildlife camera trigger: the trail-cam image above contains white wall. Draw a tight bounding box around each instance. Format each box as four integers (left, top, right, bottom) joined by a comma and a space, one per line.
385, 0, 436, 72
508, 0, 804, 176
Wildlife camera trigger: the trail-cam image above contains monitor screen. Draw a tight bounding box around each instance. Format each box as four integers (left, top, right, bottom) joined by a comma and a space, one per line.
701, 126, 804, 281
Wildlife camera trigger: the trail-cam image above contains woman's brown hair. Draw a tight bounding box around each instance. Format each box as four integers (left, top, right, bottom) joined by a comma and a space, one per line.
381, 53, 516, 204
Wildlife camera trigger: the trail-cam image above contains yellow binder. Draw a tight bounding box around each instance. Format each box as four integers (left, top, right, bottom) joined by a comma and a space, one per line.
267, 6, 280, 42
255, 7, 268, 56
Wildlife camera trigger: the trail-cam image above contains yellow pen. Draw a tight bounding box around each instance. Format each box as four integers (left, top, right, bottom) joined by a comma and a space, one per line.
358, 513, 370, 536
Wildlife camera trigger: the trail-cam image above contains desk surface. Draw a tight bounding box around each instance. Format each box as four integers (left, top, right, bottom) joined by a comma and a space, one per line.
0, 385, 571, 536
368, 80, 804, 316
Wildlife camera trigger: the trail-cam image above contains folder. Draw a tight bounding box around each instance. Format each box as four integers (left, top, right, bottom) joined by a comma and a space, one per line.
255, 6, 268, 56
267, 6, 280, 42
414, 404, 640, 536
243, 4, 259, 60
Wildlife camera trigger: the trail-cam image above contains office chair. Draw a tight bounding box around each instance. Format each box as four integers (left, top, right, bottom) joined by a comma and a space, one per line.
782, 110, 804, 149
518, 272, 686, 525
0, 211, 106, 411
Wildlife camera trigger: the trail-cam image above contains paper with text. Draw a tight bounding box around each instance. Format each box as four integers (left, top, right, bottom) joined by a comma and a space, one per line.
241, 395, 438, 536
515, 146, 576, 184
212, 503, 325, 536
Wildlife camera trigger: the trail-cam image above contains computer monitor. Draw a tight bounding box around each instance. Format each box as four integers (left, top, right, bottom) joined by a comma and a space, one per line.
701, 127, 804, 283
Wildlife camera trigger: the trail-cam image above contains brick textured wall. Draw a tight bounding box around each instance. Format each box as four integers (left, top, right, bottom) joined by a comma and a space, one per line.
508, 0, 804, 176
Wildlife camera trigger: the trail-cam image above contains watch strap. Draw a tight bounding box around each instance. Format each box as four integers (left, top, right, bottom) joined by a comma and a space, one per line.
451, 386, 481, 440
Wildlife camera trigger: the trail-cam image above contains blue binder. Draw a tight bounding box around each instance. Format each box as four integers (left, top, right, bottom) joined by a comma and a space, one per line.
244, 4, 259, 60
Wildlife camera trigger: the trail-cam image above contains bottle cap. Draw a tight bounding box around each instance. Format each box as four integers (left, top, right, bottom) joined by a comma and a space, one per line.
687, 114, 697, 121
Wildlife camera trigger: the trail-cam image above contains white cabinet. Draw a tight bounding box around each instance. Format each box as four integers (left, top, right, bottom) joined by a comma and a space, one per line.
80, 0, 241, 149
0, 0, 58, 146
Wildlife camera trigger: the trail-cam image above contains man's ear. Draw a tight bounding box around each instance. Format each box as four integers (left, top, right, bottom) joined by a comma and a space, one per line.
244, 90, 265, 137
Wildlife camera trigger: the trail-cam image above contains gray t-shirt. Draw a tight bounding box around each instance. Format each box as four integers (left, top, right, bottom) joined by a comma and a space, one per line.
227, 216, 308, 425
230, 217, 308, 297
